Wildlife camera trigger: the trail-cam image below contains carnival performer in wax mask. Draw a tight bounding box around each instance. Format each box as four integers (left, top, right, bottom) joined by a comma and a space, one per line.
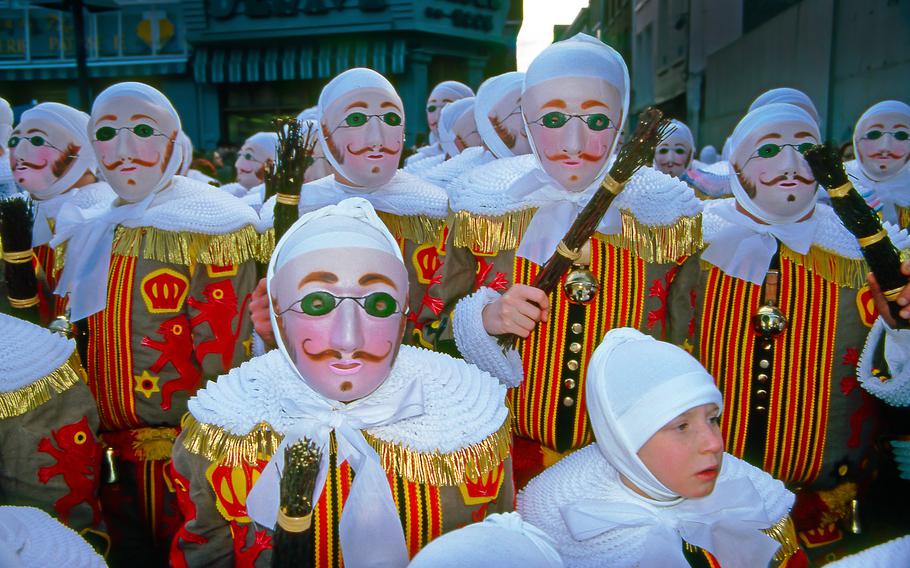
846, 100, 910, 228
653, 118, 694, 178
49, 81, 260, 564
415, 72, 532, 348
176, 131, 220, 187
686, 87, 820, 199
403, 80, 474, 174
449, 33, 701, 489
10, 102, 115, 320
519, 328, 801, 568
664, 102, 910, 559
171, 198, 514, 567
256, 68, 449, 343
0, 97, 15, 197
220, 131, 278, 206
0, 313, 108, 551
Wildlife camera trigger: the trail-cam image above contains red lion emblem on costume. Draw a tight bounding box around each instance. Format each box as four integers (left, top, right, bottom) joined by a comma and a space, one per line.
141, 314, 202, 411
37, 416, 103, 526
189, 280, 252, 372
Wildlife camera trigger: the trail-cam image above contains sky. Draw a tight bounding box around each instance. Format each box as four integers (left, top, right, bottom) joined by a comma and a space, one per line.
517, 0, 590, 71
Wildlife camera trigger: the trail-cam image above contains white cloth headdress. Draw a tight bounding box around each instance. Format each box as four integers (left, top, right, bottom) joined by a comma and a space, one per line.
654, 119, 694, 168
249, 197, 417, 568
410, 512, 564, 568
317, 68, 400, 186
437, 97, 475, 158
560, 328, 787, 568
52, 81, 185, 321
296, 106, 319, 124
514, 33, 631, 265
244, 131, 279, 164
748, 87, 820, 125
0, 97, 12, 147
18, 103, 98, 245
177, 131, 192, 175
848, 100, 910, 223
699, 144, 718, 164
475, 71, 525, 159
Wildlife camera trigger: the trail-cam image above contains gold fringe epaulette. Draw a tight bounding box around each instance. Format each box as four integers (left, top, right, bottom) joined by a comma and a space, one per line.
112, 224, 262, 266
0, 352, 84, 419
259, 228, 276, 262
898, 205, 910, 231
52, 241, 67, 273
450, 208, 537, 254
780, 245, 869, 289
762, 515, 800, 563
595, 210, 703, 264
377, 211, 447, 245
363, 417, 512, 487
181, 413, 512, 487
180, 414, 283, 467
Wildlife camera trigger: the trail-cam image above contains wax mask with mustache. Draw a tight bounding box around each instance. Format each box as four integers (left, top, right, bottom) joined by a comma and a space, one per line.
486, 85, 531, 156
425, 80, 473, 141
730, 103, 820, 224
268, 198, 408, 403
90, 82, 182, 202
453, 107, 482, 152
318, 69, 404, 188
10, 110, 90, 199
854, 101, 910, 181
654, 119, 693, 178
523, 76, 623, 192
235, 132, 278, 189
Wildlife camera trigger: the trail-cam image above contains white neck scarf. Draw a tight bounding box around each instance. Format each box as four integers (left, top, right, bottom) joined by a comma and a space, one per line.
702, 200, 818, 285
248, 198, 419, 568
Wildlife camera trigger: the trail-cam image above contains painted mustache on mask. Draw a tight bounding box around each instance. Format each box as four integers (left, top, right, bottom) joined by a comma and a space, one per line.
870, 150, 906, 159
545, 149, 607, 163
15, 159, 47, 170
760, 173, 815, 185
346, 144, 399, 156
301, 339, 394, 363
102, 155, 160, 171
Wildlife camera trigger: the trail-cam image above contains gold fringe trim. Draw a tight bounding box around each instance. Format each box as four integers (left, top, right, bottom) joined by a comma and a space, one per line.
595, 210, 703, 264
363, 417, 512, 487
52, 241, 67, 274
260, 228, 276, 262
377, 211, 446, 245
111, 225, 262, 267
762, 515, 800, 563
180, 414, 283, 467
180, 413, 512, 487
780, 245, 869, 289
0, 352, 83, 419
131, 427, 179, 461
450, 209, 537, 254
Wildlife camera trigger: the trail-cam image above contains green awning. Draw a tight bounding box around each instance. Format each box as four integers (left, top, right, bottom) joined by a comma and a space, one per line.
193, 39, 407, 84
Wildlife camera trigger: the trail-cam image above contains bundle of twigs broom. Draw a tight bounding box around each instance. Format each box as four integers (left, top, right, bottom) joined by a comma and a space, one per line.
264, 118, 319, 243
271, 438, 322, 568
0, 196, 40, 322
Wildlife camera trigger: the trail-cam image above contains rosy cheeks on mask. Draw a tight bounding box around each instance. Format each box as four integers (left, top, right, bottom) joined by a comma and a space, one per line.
10, 140, 59, 192
654, 144, 691, 177
273, 249, 408, 403
234, 147, 263, 188
530, 121, 612, 191
857, 126, 910, 178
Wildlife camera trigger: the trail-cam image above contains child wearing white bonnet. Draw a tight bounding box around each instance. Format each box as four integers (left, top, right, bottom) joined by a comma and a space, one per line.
518, 328, 801, 567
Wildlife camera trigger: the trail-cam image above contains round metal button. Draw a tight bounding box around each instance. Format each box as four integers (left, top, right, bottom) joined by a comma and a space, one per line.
569, 342, 582, 353
567, 360, 579, 371
755, 406, 767, 412
571, 323, 583, 334
564, 378, 576, 390
757, 373, 769, 382
759, 359, 770, 369
563, 397, 575, 407
756, 389, 768, 398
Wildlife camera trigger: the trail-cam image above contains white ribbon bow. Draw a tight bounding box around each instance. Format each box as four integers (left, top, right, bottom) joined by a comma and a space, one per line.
702, 201, 818, 285
247, 377, 425, 568
32, 193, 70, 247
50, 192, 156, 321
561, 477, 781, 568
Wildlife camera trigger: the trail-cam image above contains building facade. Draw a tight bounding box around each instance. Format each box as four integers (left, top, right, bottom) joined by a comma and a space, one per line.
0, 0, 520, 150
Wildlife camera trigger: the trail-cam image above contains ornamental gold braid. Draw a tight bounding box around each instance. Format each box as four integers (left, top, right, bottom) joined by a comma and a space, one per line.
0, 352, 82, 419
595, 210, 703, 264
376, 212, 446, 245
450, 208, 537, 253
111, 225, 264, 266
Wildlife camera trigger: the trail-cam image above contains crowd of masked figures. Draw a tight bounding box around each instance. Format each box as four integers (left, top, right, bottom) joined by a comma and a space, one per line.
2, 31, 910, 568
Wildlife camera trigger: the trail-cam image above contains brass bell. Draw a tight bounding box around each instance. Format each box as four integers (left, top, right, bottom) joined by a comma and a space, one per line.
752, 302, 787, 337
563, 268, 599, 304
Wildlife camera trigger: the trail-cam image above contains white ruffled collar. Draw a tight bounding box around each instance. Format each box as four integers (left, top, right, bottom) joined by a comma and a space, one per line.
423, 146, 494, 192
517, 445, 793, 568
188, 345, 507, 454
0, 314, 75, 392
118, 175, 258, 234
